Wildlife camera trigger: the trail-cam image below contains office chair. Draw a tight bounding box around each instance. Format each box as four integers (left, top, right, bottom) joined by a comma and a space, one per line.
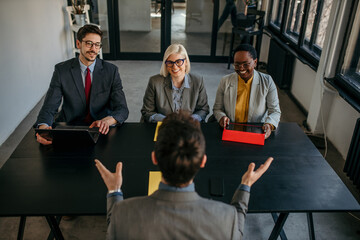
227, 10, 265, 69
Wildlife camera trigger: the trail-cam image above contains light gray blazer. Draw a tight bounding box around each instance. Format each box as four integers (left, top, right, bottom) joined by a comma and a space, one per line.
213, 70, 281, 128
106, 189, 249, 240
141, 73, 209, 122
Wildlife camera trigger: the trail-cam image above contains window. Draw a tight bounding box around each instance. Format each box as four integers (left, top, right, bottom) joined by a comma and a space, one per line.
340, 12, 360, 82
329, 0, 360, 112
302, 0, 333, 57
268, 0, 334, 66
284, 0, 305, 43
270, 0, 285, 29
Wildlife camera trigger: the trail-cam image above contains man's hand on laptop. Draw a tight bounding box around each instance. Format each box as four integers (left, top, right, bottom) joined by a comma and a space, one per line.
90, 116, 116, 135
36, 124, 53, 145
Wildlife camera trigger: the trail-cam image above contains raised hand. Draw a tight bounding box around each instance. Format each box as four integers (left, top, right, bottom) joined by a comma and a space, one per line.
95, 159, 123, 191
241, 157, 274, 187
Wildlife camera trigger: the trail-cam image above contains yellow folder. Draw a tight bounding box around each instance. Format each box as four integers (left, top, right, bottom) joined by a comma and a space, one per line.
148, 171, 162, 195
153, 121, 162, 141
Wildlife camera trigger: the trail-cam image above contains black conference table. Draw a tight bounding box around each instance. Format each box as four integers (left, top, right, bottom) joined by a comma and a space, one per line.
0, 122, 359, 240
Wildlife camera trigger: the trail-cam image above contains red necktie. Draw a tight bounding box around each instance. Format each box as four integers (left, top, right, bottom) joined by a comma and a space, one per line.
85, 68, 91, 105
85, 68, 92, 123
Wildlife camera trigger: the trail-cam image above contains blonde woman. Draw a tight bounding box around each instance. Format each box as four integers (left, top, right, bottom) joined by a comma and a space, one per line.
141, 44, 209, 122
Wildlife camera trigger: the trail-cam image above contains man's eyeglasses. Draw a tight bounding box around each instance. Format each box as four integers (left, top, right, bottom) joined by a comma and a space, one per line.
82, 41, 102, 49
233, 62, 252, 69
165, 58, 186, 67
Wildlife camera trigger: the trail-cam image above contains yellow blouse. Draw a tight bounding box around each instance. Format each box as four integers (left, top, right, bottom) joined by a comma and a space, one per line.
235, 75, 253, 123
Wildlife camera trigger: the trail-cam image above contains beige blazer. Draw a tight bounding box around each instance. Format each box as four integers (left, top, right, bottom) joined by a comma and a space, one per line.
213, 70, 281, 128
141, 73, 209, 122
106, 189, 249, 240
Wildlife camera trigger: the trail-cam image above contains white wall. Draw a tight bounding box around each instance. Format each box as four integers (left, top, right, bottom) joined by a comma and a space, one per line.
287, 55, 360, 159
290, 60, 317, 112
0, 0, 69, 146
305, 0, 360, 158
258, 33, 270, 62
326, 96, 360, 157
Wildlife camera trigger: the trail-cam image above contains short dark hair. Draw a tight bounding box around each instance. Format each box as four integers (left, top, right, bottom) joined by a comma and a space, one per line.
233, 44, 257, 60
154, 111, 205, 187
77, 24, 103, 42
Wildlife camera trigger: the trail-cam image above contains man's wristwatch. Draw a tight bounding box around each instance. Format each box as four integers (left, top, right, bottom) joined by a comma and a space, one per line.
108, 189, 121, 194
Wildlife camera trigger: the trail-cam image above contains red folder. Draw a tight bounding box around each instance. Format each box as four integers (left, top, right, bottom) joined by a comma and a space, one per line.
222, 123, 265, 145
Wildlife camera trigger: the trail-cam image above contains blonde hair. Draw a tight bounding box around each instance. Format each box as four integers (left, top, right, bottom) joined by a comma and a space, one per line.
160, 44, 191, 77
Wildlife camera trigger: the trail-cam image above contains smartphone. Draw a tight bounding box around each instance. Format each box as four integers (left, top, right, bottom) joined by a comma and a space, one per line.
210, 177, 224, 197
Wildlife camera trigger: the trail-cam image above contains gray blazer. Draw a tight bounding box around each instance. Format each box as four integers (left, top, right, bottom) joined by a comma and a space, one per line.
35, 58, 129, 126
106, 189, 249, 239
141, 73, 209, 122
213, 70, 281, 128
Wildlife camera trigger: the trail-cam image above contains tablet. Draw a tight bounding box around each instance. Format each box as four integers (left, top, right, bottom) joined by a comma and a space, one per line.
35, 126, 100, 144
222, 123, 265, 145
225, 123, 264, 134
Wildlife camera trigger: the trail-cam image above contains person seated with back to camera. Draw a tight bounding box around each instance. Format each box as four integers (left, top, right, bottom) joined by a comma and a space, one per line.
141, 43, 209, 122
95, 110, 273, 239
213, 44, 281, 139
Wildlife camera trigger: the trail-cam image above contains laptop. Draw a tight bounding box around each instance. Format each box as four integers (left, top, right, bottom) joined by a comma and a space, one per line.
35, 125, 100, 144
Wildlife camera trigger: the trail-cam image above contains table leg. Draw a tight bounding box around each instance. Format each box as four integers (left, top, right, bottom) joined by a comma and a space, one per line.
270, 212, 288, 240
269, 212, 289, 240
47, 216, 62, 240
45, 216, 64, 240
17, 216, 26, 240
307, 212, 316, 240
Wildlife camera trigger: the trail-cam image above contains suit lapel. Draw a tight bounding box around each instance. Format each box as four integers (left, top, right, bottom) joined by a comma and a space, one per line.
248, 70, 260, 121
164, 76, 174, 112
90, 59, 103, 102
229, 73, 237, 121
181, 75, 191, 109
70, 58, 86, 107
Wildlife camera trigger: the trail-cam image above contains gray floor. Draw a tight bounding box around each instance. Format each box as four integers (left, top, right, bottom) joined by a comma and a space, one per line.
0, 61, 359, 239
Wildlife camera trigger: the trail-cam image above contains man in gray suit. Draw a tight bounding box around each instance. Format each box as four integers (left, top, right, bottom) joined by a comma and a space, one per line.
95, 111, 273, 239
35, 25, 128, 145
